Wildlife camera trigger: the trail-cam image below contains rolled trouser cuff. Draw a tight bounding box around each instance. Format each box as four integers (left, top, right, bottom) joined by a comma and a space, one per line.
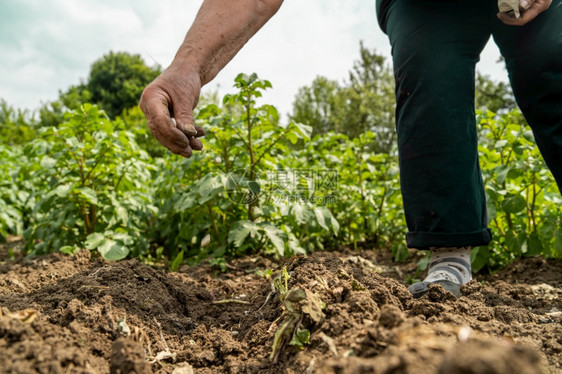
406, 228, 492, 250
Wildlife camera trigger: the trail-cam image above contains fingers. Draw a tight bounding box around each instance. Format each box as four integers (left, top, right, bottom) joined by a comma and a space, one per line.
180, 147, 193, 158
497, 9, 538, 25
170, 89, 199, 138
184, 126, 206, 152
189, 137, 204, 151
194, 125, 206, 138
173, 120, 205, 151
171, 109, 206, 152
139, 69, 207, 159
519, 0, 535, 9
139, 88, 194, 157
176, 121, 199, 137
498, 0, 552, 25
175, 118, 204, 150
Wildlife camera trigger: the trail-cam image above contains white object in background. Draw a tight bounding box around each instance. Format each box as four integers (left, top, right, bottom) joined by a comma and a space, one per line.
498, 0, 521, 18
201, 233, 211, 248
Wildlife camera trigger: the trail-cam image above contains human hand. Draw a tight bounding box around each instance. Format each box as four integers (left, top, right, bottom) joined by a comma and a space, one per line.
139, 66, 206, 158
497, 0, 552, 26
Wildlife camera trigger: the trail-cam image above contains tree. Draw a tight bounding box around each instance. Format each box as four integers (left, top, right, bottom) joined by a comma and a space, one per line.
86, 51, 161, 118
37, 51, 160, 128
339, 42, 396, 151
291, 42, 397, 154
291, 76, 341, 137
0, 99, 36, 145
292, 43, 518, 154
475, 73, 516, 114
38, 86, 92, 128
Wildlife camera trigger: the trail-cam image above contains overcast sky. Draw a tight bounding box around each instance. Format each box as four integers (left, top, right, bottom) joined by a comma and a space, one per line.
0, 0, 509, 120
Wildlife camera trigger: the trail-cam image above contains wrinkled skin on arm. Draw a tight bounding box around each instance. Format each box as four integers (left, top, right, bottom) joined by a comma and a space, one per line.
139, 0, 283, 157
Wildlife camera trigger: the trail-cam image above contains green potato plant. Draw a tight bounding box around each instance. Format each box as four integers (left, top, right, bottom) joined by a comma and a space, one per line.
150, 73, 338, 263
1, 73, 559, 272
22, 104, 155, 260
473, 109, 562, 271
0, 146, 27, 241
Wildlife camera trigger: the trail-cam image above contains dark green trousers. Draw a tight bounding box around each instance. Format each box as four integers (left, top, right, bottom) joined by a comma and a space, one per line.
376, 0, 562, 249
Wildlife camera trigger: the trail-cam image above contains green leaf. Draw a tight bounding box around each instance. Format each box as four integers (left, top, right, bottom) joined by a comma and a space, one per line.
284, 289, 306, 303
40, 156, 57, 169
330, 212, 340, 234
262, 224, 286, 256
84, 232, 106, 249
97, 238, 129, 261
115, 205, 129, 224
170, 250, 184, 272
228, 220, 260, 247
112, 232, 134, 246
286, 131, 299, 145
248, 180, 261, 195
293, 122, 313, 140
522, 130, 535, 143
416, 252, 430, 271
289, 328, 310, 349
525, 233, 543, 257
554, 229, 562, 258
156, 246, 164, 261
292, 203, 309, 225
501, 194, 526, 214
52, 184, 71, 198
270, 318, 295, 361
495, 165, 511, 184
195, 174, 223, 204
505, 231, 523, 255
77, 187, 98, 205
495, 139, 508, 149
177, 194, 196, 211
470, 246, 489, 273
59, 246, 77, 255
314, 207, 330, 231
314, 207, 339, 234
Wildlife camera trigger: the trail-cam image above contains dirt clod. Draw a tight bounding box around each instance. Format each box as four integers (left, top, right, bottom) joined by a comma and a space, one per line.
438, 339, 546, 374
111, 338, 151, 374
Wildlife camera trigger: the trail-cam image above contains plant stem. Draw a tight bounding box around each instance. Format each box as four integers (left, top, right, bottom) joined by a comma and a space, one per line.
79, 199, 91, 234
114, 162, 131, 191
253, 126, 292, 167
375, 184, 388, 244
247, 91, 256, 221
493, 218, 506, 236
83, 147, 108, 185
530, 173, 538, 233
502, 180, 514, 231
212, 299, 250, 305
222, 139, 231, 173
207, 202, 220, 238
353, 147, 367, 233
89, 205, 97, 234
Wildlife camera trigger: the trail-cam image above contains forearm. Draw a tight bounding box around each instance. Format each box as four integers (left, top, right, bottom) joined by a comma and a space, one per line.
172, 0, 283, 85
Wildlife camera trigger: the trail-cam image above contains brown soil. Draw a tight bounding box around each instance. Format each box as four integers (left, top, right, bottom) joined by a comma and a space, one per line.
0, 245, 560, 374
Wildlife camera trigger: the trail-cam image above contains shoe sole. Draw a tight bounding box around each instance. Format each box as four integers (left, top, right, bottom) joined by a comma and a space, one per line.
408, 280, 461, 298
